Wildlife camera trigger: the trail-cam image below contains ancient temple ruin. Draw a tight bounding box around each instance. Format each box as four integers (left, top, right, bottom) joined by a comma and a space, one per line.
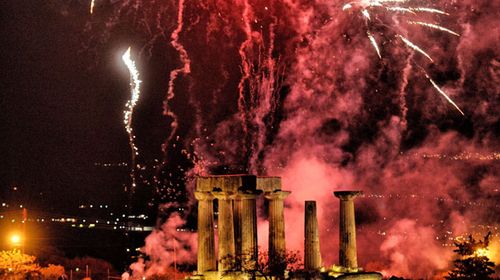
192, 175, 289, 279
191, 175, 381, 279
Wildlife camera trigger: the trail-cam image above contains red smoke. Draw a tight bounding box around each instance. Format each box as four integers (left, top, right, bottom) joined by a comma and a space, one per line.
128, 206, 197, 278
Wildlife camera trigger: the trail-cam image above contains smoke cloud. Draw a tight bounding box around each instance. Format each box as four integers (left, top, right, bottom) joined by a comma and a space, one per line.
128, 205, 197, 278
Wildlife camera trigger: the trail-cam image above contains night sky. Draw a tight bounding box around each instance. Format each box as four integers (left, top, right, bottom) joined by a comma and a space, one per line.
1, 1, 136, 211
0, 0, 498, 278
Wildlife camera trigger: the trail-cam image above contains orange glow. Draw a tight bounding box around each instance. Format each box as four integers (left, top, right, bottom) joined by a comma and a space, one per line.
10, 234, 21, 246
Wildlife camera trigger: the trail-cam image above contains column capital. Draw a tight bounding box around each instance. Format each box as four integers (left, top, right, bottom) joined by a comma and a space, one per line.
334, 191, 363, 200
236, 189, 263, 200
211, 190, 235, 200
264, 190, 291, 200
195, 191, 215, 201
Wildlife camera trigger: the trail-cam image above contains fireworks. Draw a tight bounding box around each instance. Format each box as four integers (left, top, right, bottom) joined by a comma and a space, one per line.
122, 47, 142, 190
407, 21, 460, 37
343, 0, 465, 115
163, 0, 190, 153
90, 0, 95, 14
398, 35, 434, 62
367, 31, 381, 58
410, 7, 449, 15
425, 72, 464, 115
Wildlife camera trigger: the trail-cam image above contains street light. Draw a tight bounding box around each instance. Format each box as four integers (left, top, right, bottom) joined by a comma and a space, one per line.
9, 233, 22, 247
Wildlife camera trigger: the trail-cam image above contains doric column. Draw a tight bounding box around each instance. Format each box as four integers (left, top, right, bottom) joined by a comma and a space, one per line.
265, 190, 291, 272
237, 191, 262, 271
333, 191, 362, 270
212, 191, 236, 272
304, 201, 321, 271
195, 191, 216, 273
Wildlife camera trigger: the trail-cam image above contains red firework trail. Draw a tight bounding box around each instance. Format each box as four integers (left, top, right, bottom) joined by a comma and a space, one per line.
163, 0, 191, 153
237, 0, 255, 139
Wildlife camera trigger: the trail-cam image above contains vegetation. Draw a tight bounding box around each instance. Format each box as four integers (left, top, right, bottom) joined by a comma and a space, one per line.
446, 232, 495, 280
39, 264, 65, 280
0, 249, 40, 279
0, 249, 116, 280
219, 249, 302, 280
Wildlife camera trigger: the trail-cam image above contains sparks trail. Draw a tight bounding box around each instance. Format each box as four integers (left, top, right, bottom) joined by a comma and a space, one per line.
342, 0, 464, 115
122, 47, 142, 195
367, 31, 381, 59
249, 29, 280, 172
407, 21, 460, 37
163, 0, 191, 154
235, 2, 285, 173
410, 7, 449, 15
424, 72, 465, 116
398, 35, 433, 62
90, 0, 96, 14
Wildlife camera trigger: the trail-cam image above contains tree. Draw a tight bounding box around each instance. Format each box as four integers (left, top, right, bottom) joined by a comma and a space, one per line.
0, 249, 40, 279
446, 232, 495, 280
219, 249, 302, 280
39, 264, 65, 280
256, 250, 301, 279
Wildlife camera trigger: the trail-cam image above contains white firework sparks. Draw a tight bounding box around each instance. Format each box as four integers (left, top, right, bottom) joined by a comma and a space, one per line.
410, 7, 449, 15
367, 31, 382, 58
398, 34, 434, 62
408, 21, 460, 36
122, 47, 142, 140
386, 7, 416, 14
378, 0, 409, 3
342, 0, 465, 115
425, 73, 465, 115
122, 47, 142, 193
90, 0, 95, 14
362, 9, 372, 20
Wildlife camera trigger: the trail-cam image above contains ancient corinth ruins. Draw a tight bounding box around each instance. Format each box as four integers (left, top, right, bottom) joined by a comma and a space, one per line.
191, 175, 381, 280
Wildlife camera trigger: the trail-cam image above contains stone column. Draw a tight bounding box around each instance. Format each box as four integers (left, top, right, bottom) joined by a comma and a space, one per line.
334, 191, 362, 270
195, 191, 216, 273
213, 191, 236, 272
304, 201, 321, 271
238, 191, 262, 270
265, 190, 291, 272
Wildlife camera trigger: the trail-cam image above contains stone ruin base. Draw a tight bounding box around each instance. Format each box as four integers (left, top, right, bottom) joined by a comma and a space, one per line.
333, 273, 382, 280
291, 271, 382, 280
187, 271, 266, 280
187, 270, 382, 280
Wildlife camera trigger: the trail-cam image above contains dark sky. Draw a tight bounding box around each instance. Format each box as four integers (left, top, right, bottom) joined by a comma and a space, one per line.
0, 1, 134, 212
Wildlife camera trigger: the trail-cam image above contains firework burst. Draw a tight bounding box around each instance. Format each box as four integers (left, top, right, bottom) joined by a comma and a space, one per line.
122, 47, 142, 192
343, 0, 464, 115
